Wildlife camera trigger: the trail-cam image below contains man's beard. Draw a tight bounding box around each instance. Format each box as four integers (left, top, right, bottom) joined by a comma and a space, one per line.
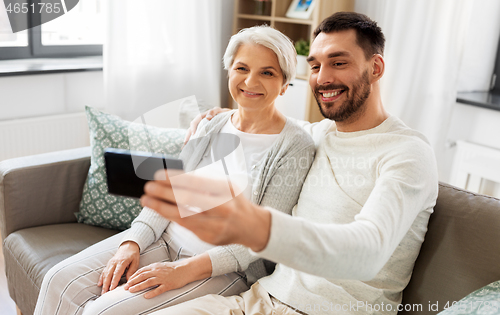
314, 71, 371, 122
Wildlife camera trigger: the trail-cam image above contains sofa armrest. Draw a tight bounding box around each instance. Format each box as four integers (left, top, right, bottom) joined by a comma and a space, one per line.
0, 147, 91, 241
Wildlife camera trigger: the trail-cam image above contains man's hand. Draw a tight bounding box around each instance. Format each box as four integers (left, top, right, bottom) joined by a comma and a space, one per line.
140, 170, 271, 252
183, 107, 231, 146
98, 241, 140, 295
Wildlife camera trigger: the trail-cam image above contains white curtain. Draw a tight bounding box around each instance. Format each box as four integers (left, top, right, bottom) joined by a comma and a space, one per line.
355, 0, 475, 180
456, 0, 500, 92
104, 0, 233, 121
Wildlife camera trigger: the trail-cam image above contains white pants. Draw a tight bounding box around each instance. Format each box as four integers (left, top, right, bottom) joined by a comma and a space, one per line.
148, 282, 305, 315
34, 230, 249, 315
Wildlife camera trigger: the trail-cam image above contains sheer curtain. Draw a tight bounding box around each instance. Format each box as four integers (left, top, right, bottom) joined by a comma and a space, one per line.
355, 0, 474, 180
104, 0, 233, 121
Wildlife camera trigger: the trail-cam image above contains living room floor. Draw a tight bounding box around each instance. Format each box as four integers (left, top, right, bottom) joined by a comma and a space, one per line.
0, 233, 17, 315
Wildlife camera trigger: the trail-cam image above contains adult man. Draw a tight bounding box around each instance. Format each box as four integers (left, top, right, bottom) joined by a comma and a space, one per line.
141, 12, 438, 315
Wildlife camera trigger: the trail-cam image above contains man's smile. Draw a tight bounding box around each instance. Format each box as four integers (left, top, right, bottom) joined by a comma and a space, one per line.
319, 89, 345, 102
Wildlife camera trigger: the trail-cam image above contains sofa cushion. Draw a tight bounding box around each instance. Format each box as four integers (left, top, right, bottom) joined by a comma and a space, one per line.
401, 183, 500, 314
178, 96, 214, 129
3, 223, 118, 315
437, 280, 500, 314
76, 107, 186, 230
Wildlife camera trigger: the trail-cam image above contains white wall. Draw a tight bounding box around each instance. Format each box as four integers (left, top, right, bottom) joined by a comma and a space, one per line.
275, 79, 308, 120
447, 104, 500, 151
441, 0, 500, 196
444, 102, 500, 196
0, 71, 104, 121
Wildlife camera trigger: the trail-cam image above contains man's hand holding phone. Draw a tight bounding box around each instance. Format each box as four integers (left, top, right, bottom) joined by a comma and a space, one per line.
104, 148, 183, 199
140, 170, 272, 253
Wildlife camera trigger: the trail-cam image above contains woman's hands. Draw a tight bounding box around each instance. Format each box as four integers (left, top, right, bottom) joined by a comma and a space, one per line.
98, 240, 214, 299
123, 262, 189, 299
123, 253, 213, 299
98, 241, 140, 294
183, 107, 231, 145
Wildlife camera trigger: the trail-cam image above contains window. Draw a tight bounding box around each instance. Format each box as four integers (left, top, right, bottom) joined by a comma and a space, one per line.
0, 0, 103, 60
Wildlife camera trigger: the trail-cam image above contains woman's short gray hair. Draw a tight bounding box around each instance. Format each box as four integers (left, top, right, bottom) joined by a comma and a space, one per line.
223, 25, 297, 87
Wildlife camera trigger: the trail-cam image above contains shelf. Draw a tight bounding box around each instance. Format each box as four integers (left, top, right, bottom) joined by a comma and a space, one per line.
273, 17, 314, 25
236, 18, 271, 31
0, 56, 103, 77
233, 0, 355, 121
273, 22, 311, 42
238, 14, 273, 21
237, 14, 313, 25
457, 91, 500, 111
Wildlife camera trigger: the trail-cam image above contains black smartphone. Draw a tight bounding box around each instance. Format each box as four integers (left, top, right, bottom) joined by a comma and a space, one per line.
104, 148, 184, 199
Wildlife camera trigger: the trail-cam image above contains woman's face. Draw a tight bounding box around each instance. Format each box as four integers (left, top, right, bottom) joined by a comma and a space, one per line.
228, 44, 285, 111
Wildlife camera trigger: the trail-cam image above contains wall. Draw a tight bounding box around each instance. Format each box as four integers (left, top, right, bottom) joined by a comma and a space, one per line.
0, 71, 104, 121
443, 0, 500, 196
444, 102, 500, 197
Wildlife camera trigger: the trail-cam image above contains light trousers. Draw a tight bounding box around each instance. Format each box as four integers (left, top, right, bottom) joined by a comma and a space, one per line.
34, 230, 249, 315
148, 282, 305, 315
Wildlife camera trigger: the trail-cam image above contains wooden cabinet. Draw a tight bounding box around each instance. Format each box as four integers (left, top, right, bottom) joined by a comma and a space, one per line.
231, 0, 354, 122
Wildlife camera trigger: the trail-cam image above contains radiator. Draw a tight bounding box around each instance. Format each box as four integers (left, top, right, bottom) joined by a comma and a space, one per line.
0, 112, 89, 161
450, 140, 500, 198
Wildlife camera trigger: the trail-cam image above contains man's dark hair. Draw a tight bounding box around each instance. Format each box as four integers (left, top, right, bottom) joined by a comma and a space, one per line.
313, 12, 385, 60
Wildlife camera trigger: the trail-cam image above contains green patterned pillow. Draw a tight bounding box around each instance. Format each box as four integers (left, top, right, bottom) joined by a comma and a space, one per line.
76, 106, 187, 230
438, 280, 500, 314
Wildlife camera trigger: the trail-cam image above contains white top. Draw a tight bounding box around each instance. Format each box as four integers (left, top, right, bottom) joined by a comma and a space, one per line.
220, 118, 280, 199
255, 116, 439, 315
163, 118, 279, 256
120, 112, 315, 283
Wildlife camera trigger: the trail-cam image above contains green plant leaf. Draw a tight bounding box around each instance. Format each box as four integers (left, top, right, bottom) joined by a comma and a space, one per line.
294, 39, 310, 56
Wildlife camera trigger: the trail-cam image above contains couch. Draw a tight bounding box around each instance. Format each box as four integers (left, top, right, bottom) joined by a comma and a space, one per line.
1, 145, 500, 315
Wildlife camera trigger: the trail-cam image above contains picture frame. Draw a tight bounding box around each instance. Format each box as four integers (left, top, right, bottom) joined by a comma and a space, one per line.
285, 0, 316, 20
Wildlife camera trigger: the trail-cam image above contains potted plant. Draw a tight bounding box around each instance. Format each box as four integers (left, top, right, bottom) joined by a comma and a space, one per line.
295, 39, 310, 76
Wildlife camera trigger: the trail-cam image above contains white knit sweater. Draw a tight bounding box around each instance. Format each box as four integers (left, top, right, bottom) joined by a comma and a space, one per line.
256, 116, 439, 315
121, 111, 315, 283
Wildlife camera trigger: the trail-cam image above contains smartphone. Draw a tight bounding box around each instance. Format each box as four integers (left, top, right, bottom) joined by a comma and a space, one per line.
104, 148, 184, 199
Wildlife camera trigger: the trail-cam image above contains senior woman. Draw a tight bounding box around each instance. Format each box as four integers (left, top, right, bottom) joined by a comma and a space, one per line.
34, 25, 315, 315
